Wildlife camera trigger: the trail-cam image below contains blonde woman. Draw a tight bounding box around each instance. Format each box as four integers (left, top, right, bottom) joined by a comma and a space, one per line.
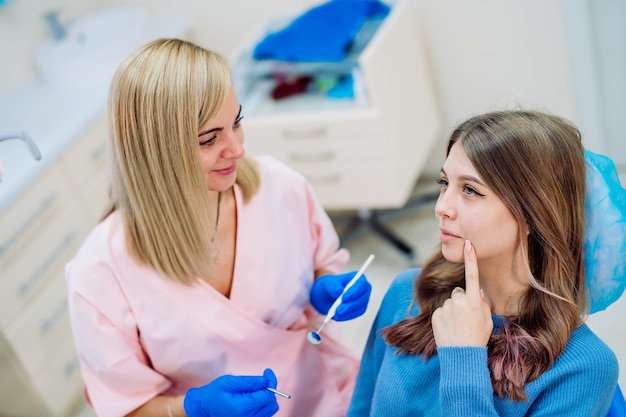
347, 110, 622, 416
66, 38, 371, 417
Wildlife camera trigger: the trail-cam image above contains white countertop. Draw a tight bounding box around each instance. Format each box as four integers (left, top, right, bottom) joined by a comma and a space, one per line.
0, 13, 191, 213
0, 77, 109, 213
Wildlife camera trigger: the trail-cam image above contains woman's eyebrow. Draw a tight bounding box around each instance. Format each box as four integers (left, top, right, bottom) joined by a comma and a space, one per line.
198, 126, 223, 137
440, 168, 485, 186
197, 105, 242, 137
459, 174, 485, 186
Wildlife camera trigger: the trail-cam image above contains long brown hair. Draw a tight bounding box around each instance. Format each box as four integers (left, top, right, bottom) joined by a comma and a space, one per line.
106, 38, 260, 285
383, 110, 587, 401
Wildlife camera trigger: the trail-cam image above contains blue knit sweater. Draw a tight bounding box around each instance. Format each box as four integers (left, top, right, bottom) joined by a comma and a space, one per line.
347, 269, 619, 416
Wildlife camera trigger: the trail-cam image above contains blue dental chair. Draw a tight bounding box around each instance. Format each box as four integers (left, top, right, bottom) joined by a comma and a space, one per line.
609, 384, 626, 417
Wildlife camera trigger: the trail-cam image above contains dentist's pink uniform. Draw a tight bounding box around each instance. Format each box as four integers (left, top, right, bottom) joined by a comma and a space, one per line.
66, 156, 359, 417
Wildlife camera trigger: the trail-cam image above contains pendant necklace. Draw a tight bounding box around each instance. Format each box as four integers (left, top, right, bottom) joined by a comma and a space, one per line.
212, 191, 221, 243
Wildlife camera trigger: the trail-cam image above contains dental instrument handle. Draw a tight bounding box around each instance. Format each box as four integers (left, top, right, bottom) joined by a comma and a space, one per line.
318, 254, 375, 330
266, 387, 291, 399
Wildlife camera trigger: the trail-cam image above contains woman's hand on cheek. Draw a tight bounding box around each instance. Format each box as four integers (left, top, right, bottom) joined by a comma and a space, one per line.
432, 240, 493, 347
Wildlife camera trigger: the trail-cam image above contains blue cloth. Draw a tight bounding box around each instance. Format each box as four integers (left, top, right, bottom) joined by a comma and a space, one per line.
253, 0, 390, 62
327, 73, 355, 99
347, 269, 619, 417
584, 150, 626, 313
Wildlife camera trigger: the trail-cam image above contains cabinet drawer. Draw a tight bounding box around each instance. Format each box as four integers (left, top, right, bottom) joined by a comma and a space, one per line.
5, 265, 75, 376
245, 133, 386, 165
0, 164, 70, 264
244, 107, 381, 141
61, 117, 108, 188
33, 340, 84, 417
78, 163, 112, 225
0, 198, 89, 329
298, 162, 413, 210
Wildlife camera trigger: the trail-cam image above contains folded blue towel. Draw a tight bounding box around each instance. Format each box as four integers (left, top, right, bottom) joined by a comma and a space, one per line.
253, 0, 390, 62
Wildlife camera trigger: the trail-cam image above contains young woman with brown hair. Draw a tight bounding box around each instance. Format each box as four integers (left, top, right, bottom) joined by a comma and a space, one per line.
347, 110, 621, 416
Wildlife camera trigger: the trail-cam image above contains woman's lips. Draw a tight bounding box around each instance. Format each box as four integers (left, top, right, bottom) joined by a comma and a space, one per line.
214, 163, 236, 176
439, 229, 460, 244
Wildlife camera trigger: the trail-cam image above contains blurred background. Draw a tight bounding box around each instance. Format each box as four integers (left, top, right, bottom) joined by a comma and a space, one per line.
0, 0, 624, 416
2, 0, 625, 165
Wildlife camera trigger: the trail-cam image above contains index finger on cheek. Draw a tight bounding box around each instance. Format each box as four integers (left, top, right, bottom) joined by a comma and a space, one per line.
464, 239, 481, 299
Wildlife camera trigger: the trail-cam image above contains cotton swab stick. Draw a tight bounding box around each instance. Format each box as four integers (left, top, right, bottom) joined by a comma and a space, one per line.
266, 387, 291, 399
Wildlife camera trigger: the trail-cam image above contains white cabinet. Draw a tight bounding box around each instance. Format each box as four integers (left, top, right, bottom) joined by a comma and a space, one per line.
60, 117, 111, 225
232, 0, 442, 210
0, 117, 110, 417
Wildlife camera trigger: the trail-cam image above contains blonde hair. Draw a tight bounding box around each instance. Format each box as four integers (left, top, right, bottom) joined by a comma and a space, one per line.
107, 38, 259, 284
384, 110, 586, 401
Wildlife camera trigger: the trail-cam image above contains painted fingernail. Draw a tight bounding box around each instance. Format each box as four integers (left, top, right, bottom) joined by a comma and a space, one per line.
465, 239, 471, 252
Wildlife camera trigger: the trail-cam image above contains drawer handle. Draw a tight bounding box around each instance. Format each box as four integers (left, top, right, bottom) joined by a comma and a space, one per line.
18, 230, 78, 297
64, 355, 80, 378
289, 151, 334, 162
282, 127, 328, 139
90, 143, 106, 161
305, 173, 342, 184
41, 297, 68, 334
0, 193, 58, 256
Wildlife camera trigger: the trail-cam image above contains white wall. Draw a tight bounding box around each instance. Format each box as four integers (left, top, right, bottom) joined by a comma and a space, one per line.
412, 1, 578, 129
567, 0, 626, 165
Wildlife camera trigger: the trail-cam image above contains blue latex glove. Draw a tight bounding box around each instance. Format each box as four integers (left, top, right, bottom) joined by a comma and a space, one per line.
183, 368, 279, 417
310, 271, 372, 321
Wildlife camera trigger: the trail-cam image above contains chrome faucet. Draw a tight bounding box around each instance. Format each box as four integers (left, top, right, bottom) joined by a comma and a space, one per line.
0, 131, 42, 161
43, 9, 69, 40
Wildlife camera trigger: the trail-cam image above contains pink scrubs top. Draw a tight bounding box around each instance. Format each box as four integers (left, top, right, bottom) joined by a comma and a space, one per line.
66, 156, 358, 417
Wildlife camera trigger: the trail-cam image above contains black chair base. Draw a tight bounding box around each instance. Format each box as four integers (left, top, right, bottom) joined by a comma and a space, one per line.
331, 190, 440, 260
